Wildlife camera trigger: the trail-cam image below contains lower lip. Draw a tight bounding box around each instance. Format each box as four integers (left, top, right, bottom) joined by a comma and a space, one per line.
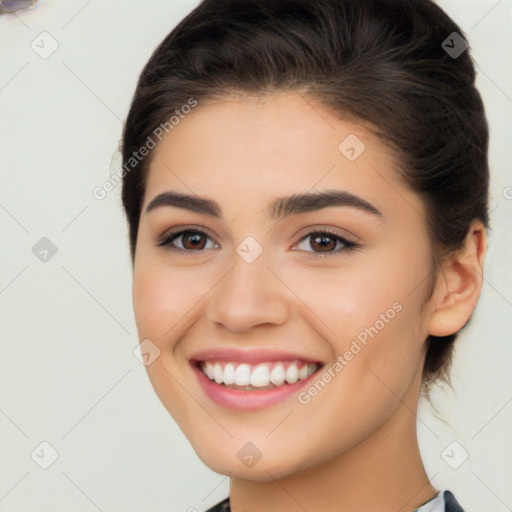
191, 363, 321, 411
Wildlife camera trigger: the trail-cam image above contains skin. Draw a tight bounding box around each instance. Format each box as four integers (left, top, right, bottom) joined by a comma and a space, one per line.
132, 92, 486, 512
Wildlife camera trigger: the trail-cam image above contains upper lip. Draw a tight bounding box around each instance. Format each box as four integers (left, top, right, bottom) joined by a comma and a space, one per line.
189, 347, 324, 365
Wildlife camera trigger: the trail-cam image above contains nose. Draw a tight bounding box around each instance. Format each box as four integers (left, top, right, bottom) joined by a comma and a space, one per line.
206, 251, 290, 333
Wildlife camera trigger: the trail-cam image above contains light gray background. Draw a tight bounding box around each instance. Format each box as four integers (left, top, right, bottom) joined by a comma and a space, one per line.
0, 1, 511, 511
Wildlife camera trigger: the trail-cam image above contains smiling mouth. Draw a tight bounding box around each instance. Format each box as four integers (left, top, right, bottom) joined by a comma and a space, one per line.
194, 359, 321, 391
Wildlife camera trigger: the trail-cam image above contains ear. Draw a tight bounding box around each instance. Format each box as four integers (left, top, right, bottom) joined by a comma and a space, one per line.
428, 220, 487, 337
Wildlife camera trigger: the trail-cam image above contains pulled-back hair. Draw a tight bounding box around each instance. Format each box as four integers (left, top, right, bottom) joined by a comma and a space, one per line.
121, 0, 489, 388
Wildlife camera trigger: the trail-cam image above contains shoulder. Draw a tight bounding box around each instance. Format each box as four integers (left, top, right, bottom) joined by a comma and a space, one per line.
204, 497, 230, 512
443, 490, 466, 512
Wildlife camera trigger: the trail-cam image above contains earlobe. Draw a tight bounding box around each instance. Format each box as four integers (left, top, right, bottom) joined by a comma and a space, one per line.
428, 221, 487, 337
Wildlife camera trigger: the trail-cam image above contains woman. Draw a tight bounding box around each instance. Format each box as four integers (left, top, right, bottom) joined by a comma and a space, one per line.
121, 0, 489, 510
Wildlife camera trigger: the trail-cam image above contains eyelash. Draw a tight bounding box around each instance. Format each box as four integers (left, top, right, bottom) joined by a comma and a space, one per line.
156, 226, 359, 258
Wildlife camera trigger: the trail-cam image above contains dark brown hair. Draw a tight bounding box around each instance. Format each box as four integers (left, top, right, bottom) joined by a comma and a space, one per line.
121, 0, 489, 388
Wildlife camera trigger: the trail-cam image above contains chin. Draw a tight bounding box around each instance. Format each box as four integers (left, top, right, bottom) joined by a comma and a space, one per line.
192, 439, 313, 481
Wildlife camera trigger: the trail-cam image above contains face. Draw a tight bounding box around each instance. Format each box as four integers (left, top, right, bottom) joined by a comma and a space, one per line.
132, 92, 435, 480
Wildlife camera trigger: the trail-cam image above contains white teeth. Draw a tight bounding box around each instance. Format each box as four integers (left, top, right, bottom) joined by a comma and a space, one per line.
270, 363, 286, 386
205, 362, 214, 380
200, 360, 319, 388
223, 362, 236, 385
285, 364, 298, 384
213, 362, 223, 384
250, 364, 270, 387
234, 363, 251, 386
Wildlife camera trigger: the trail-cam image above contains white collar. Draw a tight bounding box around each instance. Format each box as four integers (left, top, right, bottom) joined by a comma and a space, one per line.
415, 490, 445, 512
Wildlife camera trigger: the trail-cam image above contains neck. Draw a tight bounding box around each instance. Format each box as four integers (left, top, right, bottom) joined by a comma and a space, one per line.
229, 377, 436, 512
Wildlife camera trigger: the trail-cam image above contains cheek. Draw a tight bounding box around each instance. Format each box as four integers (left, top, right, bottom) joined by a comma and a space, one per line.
133, 227, 181, 340
132, 261, 204, 342
132, 263, 205, 429
281, 245, 430, 396
282, 247, 428, 339
132, 268, 168, 340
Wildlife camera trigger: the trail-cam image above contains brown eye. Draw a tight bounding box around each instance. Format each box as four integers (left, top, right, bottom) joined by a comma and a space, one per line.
157, 229, 219, 254
180, 231, 208, 250
309, 233, 337, 252
294, 230, 358, 257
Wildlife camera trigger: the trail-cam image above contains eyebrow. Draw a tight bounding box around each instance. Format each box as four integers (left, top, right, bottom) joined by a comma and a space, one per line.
145, 189, 383, 220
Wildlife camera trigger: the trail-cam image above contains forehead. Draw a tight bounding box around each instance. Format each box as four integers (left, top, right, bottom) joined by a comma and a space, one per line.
144, 92, 421, 221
